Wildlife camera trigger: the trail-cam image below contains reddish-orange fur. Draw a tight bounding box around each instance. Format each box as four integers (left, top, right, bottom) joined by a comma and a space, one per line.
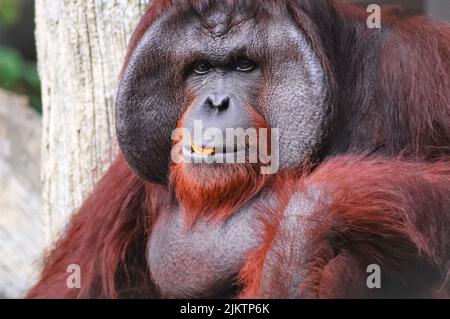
171, 104, 272, 226
239, 157, 450, 298
27, 156, 168, 298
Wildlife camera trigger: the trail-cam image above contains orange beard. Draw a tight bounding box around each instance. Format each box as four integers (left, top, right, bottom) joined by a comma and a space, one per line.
169, 108, 272, 227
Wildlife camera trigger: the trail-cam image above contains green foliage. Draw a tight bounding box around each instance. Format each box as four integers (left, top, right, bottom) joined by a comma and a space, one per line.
0, 0, 41, 112
0, 0, 23, 25
0, 47, 41, 112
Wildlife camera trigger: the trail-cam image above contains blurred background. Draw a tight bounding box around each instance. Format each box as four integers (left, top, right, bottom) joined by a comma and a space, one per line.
0, 0, 40, 112
0, 0, 42, 299
0, 0, 449, 299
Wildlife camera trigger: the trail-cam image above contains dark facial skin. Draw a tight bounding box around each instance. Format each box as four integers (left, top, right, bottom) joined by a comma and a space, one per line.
182, 57, 262, 151
116, 2, 328, 184
115, 2, 328, 298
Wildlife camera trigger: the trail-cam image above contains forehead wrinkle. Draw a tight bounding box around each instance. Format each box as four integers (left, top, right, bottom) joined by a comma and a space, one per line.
182, 19, 259, 63
189, 0, 263, 38
200, 36, 264, 65
158, 5, 276, 66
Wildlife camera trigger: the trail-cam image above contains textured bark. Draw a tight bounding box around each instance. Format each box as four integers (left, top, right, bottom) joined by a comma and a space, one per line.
0, 90, 42, 298
35, 0, 149, 246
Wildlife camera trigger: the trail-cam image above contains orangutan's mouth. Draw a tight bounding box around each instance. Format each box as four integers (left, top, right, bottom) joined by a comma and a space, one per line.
191, 142, 216, 156
182, 141, 245, 163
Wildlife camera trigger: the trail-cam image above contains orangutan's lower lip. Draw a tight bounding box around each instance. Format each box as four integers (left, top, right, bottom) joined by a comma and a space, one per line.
182, 143, 245, 161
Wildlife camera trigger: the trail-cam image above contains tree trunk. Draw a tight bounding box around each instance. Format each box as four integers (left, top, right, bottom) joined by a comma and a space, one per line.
35, 0, 150, 247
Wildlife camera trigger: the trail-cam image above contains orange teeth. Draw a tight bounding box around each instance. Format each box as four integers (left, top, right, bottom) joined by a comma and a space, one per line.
191, 142, 215, 156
